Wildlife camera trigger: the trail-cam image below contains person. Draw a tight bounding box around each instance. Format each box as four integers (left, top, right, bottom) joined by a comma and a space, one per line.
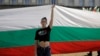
85, 51, 100, 56
97, 51, 100, 56
34, 5, 55, 56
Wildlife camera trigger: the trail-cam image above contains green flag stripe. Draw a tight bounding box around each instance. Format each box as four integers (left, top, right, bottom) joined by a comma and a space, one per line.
0, 26, 100, 48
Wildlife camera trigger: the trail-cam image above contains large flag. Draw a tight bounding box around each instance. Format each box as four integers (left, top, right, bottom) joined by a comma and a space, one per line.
0, 5, 100, 56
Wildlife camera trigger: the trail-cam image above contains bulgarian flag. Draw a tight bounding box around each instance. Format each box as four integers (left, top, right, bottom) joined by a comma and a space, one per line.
0, 5, 100, 56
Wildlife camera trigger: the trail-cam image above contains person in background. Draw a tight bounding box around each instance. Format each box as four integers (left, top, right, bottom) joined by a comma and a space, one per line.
85, 51, 100, 56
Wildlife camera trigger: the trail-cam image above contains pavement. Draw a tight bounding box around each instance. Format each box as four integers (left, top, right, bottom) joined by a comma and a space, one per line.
52, 51, 98, 56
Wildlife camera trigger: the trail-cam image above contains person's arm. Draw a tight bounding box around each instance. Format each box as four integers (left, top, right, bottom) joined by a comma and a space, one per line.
49, 5, 55, 28
35, 40, 38, 56
34, 31, 38, 56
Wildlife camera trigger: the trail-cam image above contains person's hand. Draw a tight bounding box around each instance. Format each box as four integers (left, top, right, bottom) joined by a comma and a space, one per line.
35, 55, 37, 56
35, 54, 37, 56
52, 5, 55, 9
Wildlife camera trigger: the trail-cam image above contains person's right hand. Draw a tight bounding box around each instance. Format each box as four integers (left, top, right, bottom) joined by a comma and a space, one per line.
52, 5, 55, 9
35, 54, 37, 56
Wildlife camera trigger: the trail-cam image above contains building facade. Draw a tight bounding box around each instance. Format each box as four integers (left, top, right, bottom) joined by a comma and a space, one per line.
0, 0, 100, 7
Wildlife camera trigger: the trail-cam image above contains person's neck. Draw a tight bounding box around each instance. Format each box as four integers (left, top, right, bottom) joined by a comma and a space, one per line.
42, 26, 46, 28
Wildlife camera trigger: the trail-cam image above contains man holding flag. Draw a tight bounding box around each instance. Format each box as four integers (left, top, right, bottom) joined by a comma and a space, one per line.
34, 5, 55, 56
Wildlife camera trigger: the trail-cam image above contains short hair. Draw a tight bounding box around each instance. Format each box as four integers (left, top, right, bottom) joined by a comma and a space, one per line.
41, 17, 47, 21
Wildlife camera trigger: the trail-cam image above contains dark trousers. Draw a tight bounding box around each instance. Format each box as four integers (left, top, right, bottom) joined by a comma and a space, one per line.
37, 46, 51, 56
97, 51, 100, 56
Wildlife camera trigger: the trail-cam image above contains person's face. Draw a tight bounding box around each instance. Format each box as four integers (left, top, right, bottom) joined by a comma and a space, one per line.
41, 19, 47, 27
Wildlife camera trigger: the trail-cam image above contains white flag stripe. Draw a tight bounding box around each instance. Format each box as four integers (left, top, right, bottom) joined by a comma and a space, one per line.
0, 5, 100, 31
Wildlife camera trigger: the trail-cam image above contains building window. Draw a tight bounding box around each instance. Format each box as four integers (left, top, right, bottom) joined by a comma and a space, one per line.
79, 0, 84, 6
23, 0, 30, 5
11, 0, 17, 5
51, 0, 57, 4
89, 0, 95, 7
37, 0, 44, 5
0, 0, 3, 4
68, 0, 74, 6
